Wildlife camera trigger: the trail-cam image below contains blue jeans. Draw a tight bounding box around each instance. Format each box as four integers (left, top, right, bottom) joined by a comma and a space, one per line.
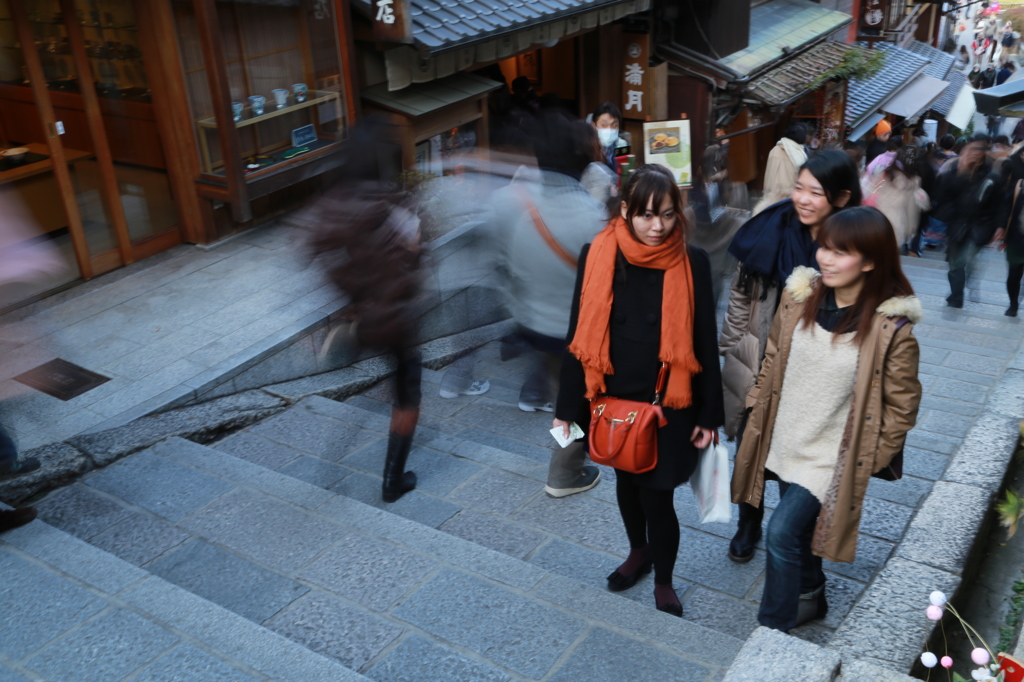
758, 481, 825, 631
0, 423, 17, 474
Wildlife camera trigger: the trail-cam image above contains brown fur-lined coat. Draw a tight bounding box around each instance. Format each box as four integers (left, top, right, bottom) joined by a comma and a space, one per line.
730, 266, 923, 563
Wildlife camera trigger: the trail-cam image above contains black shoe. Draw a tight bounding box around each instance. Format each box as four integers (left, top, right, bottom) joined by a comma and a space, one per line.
0, 457, 40, 479
728, 503, 763, 563
382, 431, 416, 503
946, 297, 963, 309
794, 583, 828, 628
654, 586, 683, 618
607, 558, 652, 592
0, 507, 37, 533
1006, 305, 1019, 317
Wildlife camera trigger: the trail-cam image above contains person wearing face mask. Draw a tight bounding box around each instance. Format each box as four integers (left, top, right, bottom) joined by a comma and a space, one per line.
553, 165, 723, 618
719, 150, 862, 565
753, 123, 808, 215
733, 206, 921, 632
591, 102, 626, 173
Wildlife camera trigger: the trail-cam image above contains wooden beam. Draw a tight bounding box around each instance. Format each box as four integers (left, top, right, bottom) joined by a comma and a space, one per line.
8, 0, 93, 279
335, 0, 362, 126
192, 0, 252, 223
58, 0, 134, 265
133, 0, 212, 244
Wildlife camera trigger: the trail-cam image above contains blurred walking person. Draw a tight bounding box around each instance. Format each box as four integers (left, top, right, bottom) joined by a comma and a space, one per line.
932, 138, 1004, 307
732, 207, 922, 632
753, 123, 808, 215
720, 151, 862, 564
493, 112, 605, 497
553, 165, 723, 616
863, 145, 932, 253
309, 121, 425, 503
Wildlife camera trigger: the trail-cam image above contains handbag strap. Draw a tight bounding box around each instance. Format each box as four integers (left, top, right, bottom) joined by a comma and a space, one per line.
653, 362, 669, 406
517, 188, 578, 269
1006, 179, 1023, 232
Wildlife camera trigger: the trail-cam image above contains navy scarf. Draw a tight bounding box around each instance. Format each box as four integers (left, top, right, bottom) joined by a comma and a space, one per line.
727, 199, 818, 297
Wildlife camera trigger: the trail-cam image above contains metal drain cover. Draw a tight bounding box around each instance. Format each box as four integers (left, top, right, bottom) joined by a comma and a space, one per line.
14, 358, 110, 401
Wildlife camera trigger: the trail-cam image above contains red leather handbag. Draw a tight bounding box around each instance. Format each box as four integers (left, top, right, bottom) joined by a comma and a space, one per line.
588, 363, 668, 474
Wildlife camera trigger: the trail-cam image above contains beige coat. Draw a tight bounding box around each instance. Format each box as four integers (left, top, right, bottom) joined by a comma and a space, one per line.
865, 171, 932, 247
752, 139, 806, 215
731, 267, 923, 563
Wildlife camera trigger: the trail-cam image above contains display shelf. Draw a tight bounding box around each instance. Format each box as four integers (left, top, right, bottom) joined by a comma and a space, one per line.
196, 89, 340, 129
195, 90, 342, 174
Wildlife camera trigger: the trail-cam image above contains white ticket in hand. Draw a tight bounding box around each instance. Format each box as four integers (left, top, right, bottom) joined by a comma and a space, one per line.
550, 422, 585, 448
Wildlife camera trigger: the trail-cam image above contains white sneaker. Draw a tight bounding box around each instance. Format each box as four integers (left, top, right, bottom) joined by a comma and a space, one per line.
439, 380, 490, 399
519, 401, 554, 412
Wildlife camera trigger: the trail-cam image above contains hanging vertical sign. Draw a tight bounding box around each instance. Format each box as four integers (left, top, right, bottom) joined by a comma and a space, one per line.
857, 0, 888, 39
373, 0, 413, 43
622, 33, 650, 120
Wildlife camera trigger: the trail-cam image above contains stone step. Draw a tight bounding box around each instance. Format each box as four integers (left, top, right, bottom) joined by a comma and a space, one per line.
34, 435, 742, 681
0, 506, 366, 681
206, 394, 887, 646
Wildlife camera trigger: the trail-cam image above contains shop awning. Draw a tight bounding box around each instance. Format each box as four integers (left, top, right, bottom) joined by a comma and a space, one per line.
746, 42, 864, 108
718, 0, 852, 78
946, 83, 977, 131
361, 72, 502, 117
974, 78, 1024, 116
848, 113, 885, 142
377, 0, 649, 90
880, 74, 949, 119
845, 43, 930, 129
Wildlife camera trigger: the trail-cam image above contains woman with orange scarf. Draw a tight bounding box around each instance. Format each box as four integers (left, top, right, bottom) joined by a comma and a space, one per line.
553, 165, 724, 616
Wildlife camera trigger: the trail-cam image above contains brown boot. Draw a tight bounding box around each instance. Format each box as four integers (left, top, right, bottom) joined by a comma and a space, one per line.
0, 507, 37, 533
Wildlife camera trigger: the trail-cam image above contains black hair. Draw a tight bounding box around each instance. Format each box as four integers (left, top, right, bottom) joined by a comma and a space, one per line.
953, 137, 968, 154
940, 134, 956, 150
620, 165, 686, 242
591, 102, 623, 129
973, 132, 993, 144
997, 134, 1010, 146
800, 149, 862, 209
531, 111, 592, 178
783, 122, 808, 145
885, 135, 904, 153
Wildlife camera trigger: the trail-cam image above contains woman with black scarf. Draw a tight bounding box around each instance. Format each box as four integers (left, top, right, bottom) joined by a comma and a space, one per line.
719, 150, 862, 563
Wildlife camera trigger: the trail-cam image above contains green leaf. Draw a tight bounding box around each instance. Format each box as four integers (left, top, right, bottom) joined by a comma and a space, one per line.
997, 488, 1023, 538
952, 673, 969, 682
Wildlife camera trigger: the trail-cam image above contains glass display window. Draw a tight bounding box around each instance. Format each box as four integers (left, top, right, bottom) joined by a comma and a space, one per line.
173, 0, 347, 177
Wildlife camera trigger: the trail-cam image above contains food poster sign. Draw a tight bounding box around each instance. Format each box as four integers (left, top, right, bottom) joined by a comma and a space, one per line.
643, 120, 692, 187
622, 33, 650, 119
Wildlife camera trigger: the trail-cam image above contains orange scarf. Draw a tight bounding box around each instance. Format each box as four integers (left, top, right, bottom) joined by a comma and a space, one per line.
568, 216, 701, 409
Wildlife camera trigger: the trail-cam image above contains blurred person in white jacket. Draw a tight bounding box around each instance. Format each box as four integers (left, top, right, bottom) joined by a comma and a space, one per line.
752, 124, 808, 215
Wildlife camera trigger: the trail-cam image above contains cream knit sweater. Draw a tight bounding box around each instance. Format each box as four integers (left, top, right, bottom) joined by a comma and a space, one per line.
765, 322, 860, 504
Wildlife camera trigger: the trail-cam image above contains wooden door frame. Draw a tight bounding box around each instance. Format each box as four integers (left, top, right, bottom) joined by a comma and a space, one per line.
8, 0, 94, 279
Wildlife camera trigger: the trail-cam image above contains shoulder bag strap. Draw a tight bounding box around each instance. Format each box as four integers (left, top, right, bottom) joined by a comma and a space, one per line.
1007, 179, 1023, 232
517, 187, 578, 269
652, 362, 669, 405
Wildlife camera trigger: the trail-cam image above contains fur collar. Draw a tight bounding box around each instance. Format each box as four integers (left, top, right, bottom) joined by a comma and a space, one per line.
785, 266, 924, 323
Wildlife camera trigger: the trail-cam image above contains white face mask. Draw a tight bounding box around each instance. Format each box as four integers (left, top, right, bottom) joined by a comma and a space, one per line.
597, 128, 618, 147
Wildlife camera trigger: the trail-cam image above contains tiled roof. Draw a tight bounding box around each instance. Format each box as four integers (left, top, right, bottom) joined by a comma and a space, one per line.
719, 0, 853, 77
845, 43, 930, 127
931, 68, 967, 116
747, 41, 860, 106
353, 0, 638, 53
906, 40, 955, 81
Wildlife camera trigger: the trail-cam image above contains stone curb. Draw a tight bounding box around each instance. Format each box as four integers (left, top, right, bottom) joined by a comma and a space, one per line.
0, 519, 367, 681
0, 320, 514, 507
721, 371, 1023, 678
722, 627, 840, 682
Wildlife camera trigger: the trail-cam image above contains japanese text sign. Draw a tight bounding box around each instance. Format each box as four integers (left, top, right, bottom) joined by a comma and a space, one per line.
373, 0, 412, 43
622, 33, 650, 120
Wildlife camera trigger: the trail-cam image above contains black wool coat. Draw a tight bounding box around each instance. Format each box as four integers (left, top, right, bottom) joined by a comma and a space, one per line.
555, 243, 725, 490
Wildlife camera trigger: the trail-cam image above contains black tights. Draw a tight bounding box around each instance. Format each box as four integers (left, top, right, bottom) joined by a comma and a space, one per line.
1009, 263, 1024, 311
616, 474, 679, 584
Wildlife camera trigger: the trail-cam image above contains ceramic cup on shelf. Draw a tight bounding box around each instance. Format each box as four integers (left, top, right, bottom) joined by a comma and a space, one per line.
248, 95, 266, 116
272, 89, 289, 109
293, 83, 307, 103
231, 101, 244, 122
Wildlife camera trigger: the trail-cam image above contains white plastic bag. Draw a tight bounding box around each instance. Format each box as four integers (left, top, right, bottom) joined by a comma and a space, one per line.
689, 441, 732, 524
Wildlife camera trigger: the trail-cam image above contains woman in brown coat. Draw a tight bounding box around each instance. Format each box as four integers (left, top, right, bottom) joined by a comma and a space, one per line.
731, 206, 922, 632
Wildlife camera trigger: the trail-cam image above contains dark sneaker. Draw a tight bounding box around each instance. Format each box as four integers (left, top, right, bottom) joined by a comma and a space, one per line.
519, 401, 554, 413
0, 457, 40, 479
545, 466, 600, 498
